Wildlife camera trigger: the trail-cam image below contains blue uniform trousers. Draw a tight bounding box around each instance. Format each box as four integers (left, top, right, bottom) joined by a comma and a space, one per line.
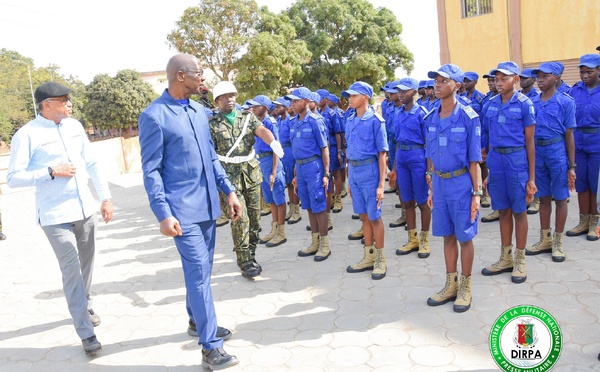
296, 158, 327, 213
258, 155, 286, 205
431, 174, 478, 242
487, 149, 528, 213
535, 141, 569, 200
396, 147, 428, 205
349, 161, 382, 221
178, 220, 223, 351
574, 130, 600, 194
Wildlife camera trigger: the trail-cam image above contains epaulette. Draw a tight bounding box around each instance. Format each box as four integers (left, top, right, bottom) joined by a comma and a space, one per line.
308, 112, 321, 120
374, 112, 385, 122
461, 96, 472, 105
419, 105, 429, 115
267, 116, 277, 124
475, 95, 483, 103
517, 93, 528, 102
423, 107, 437, 120
462, 105, 478, 119
561, 92, 574, 100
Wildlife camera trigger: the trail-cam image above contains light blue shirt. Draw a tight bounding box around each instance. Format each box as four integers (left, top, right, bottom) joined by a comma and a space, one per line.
7, 115, 111, 226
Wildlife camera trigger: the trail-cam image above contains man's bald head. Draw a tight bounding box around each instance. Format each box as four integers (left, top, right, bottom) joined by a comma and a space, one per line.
166, 54, 199, 82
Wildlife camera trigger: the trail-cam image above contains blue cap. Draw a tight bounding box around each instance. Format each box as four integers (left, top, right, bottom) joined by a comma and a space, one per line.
285, 87, 312, 100
384, 81, 400, 93
395, 77, 419, 91
274, 97, 291, 108
427, 63, 465, 83
579, 54, 600, 68
316, 89, 330, 100
464, 71, 479, 81
482, 69, 495, 79
519, 68, 535, 79
342, 81, 373, 98
242, 100, 252, 110
418, 80, 428, 89
248, 95, 273, 109
531, 62, 562, 76
490, 61, 520, 76
379, 81, 393, 91
327, 93, 339, 104
426, 79, 434, 88
308, 92, 321, 103
554, 61, 565, 74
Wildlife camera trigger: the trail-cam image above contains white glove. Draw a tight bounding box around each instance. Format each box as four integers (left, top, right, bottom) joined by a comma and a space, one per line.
270, 140, 284, 158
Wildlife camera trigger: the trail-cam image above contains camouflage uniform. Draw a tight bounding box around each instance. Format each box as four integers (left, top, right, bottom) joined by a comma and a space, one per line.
209, 109, 263, 269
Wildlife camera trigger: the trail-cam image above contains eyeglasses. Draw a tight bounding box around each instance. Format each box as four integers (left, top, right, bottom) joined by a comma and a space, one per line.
185, 69, 204, 77
45, 96, 71, 104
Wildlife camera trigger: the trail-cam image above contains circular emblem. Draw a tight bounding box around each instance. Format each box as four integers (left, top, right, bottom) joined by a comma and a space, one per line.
489, 305, 562, 371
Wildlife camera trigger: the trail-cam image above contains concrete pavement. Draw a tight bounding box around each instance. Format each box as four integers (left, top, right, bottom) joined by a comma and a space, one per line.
0, 172, 599, 371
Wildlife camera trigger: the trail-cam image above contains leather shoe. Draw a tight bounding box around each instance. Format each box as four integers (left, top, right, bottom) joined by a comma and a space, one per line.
188, 320, 232, 340
82, 335, 102, 355
202, 347, 239, 370
241, 263, 261, 278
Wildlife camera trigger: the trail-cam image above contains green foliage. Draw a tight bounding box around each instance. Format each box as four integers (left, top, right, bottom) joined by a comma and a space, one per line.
85, 70, 157, 131
167, 0, 259, 81
233, 7, 311, 102
287, 0, 414, 93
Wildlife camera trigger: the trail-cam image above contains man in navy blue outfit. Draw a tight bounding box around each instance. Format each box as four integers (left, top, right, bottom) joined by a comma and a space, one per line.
139, 54, 242, 370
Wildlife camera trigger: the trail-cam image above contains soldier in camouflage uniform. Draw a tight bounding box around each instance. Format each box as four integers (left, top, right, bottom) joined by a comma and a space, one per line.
209, 81, 283, 278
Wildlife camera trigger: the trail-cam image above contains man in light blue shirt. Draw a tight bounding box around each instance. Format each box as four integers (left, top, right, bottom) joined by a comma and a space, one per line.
7, 82, 113, 355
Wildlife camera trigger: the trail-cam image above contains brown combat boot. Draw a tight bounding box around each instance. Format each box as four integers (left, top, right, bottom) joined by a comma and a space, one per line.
587, 214, 600, 241
552, 231, 565, 262
566, 214, 589, 237
266, 224, 287, 247
346, 245, 375, 273
288, 204, 302, 224
396, 229, 419, 255
314, 235, 331, 262
526, 229, 552, 255
511, 248, 527, 283
259, 221, 278, 244
427, 272, 458, 306
298, 233, 320, 257
481, 245, 513, 276
453, 274, 472, 313
418, 230, 430, 258
371, 247, 386, 280
332, 194, 343, 213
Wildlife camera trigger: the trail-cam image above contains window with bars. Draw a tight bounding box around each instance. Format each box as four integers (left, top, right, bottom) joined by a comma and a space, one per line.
462, 0, 493, 18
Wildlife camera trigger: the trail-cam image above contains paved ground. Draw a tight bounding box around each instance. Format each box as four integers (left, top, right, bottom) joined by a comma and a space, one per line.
1, 172, 599, 371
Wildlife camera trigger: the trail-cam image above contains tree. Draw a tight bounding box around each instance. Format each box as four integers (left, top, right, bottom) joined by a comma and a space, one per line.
85, 70, 156, 134
287, 0, 414, 93
167, 0, 259, 81
233, 7, 311, 102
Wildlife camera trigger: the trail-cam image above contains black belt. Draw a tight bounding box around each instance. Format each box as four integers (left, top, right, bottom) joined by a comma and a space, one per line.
434, 167, 468, 179
257, 151, 273, 159
535, 137, 562, 146
576, 127, 600, 134
399, 144, 424, 151
296, 155, 319, 165
494, 146, 524, 154
349, 157, 377, 166
281, 142, 292, 147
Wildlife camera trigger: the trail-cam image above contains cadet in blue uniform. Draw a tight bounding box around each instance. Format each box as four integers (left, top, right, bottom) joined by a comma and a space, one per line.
480, 70, 500, 217
424, 64, 481, 313
524, 62, 576, 262
566, 54, 600, 241
383, 83, 399, 195
416, 80, 428, 108
481, 62, 537, 284
327, 93, 349, 198
424, 80, 438, 112
344, 82, 389, 280
286, 87, 332, 261
553, 62, 571, 94
519, 68, 541, 100
274, 97, 302, 225
386, 77, 431, 259
249, 95, 288, 247
461, 72, 485, 116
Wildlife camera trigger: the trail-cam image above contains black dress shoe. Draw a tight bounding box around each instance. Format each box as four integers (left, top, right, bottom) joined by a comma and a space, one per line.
188, 320, 232, 340
82, 335, 102, 355
241, 263, 261, 278
351, 214, 360, 220
202, 347, 239, 370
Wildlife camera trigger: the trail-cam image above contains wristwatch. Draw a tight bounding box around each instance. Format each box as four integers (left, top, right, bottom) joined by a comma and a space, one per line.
472, 190, 483, 196
48, 166, 54, 180
325, 172, 332, 178
569, 164, 577, 170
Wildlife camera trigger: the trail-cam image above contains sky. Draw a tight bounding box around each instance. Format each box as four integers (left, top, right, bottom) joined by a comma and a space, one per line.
0, 0, 440, 86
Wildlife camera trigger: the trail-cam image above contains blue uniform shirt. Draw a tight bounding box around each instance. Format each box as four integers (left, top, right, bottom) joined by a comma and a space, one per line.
255, 115, 278, 154
521, 88, 541, 101
345, 109, 388, 160
290, 112, 328, 160
533, 92, 576, 140
425, 103, 481, 172
460, 90, 485, 116
278, 115, 291, 145
568, 81, 600, 128
485, 91, 536, 149
320, 106, 341, 146
394, 104, 428, 146
557, 81, 571, 94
